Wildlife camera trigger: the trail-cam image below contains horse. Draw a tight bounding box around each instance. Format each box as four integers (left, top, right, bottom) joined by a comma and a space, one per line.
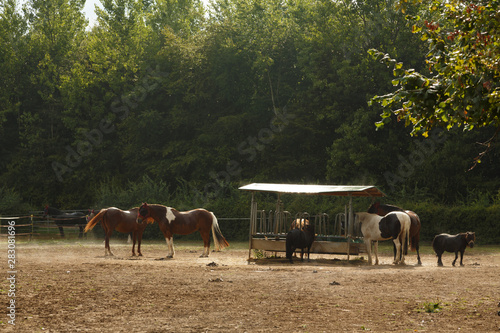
43, 206, 87, 238
84, 207, 154, 256
432, 232, 476, 266
290, 218, 309, 230
286, 223, 315, 263
136, 203, 229, 258
355, 212, 411, 265
367, 202, 422, 265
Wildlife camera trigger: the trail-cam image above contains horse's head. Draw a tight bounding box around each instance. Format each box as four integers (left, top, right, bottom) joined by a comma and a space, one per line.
465, 232, 476, 248
137, 203, 151, 224
367, 202, 380, 214
304, 222, 315, 234
87, 209, 97, 219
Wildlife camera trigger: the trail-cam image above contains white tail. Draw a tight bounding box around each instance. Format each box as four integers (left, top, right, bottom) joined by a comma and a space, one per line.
210, 212, 229, 251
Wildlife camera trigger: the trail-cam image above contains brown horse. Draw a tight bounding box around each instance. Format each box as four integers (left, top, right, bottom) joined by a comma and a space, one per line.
136, 203, 229, 258
367, 202, 422, 265
84, 207, 154, 256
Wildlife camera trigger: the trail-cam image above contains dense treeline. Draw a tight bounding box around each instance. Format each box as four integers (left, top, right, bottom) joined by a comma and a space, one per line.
1, 0, 499, 241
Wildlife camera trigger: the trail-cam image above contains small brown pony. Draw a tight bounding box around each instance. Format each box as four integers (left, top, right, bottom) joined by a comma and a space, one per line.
136, 203, 229, 258
368, 202, 422, 265
84, 207, 154, 256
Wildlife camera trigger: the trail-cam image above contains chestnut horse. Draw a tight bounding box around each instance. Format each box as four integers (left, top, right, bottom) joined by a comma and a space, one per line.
84, 207, 153, 256
367, 202, 422, 265
136, 203, 229, 258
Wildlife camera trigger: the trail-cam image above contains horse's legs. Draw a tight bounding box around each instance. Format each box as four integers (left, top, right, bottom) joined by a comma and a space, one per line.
289, 246, 296, 263
200, 230, 211, 257
131, 232, 137, 256
137, 232, 143, 257
459, 250, 465, 266
392, 238, 401, 264
364, 239, 372, 265
392, 243, 397, 262
58, 226, 65, 238
416, 241, 422, 265
105, 231, 114, 256
436, 253, 444, 266
374, 241, 380, 265
165, 237, 175, 258
452, 251, 458, 266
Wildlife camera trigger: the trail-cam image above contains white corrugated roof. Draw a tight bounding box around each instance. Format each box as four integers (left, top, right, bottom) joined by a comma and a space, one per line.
238, 183, 385, 197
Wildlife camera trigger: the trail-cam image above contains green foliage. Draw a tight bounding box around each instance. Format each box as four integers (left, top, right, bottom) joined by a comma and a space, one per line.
0, 0, 498, 236
0, 187, 31, 215
95, 175, 171, 209
370, 0, 500, 140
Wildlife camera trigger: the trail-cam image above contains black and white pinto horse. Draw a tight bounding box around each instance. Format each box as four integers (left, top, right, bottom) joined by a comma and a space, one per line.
355, 212, 411, 265
43, 206, 87, 238
432, 232, 475, 266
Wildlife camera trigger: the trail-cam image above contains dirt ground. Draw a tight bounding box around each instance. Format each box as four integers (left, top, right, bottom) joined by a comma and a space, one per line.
2, 240, 500, 332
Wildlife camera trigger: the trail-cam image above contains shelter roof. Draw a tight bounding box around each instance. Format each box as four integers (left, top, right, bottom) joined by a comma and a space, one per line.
238, 183, 385, 197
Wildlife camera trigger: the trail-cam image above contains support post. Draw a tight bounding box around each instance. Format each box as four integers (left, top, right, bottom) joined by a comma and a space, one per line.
248, 192, 256, 259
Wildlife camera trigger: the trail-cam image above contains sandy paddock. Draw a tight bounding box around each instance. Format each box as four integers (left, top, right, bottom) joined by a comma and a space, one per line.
1, 241, 500, 332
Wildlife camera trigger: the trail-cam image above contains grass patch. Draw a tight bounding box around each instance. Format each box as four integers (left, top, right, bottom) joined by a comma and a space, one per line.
419, 301, 443, 313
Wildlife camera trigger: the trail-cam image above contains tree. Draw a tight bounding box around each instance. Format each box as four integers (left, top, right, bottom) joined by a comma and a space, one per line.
369, 0, 500, 166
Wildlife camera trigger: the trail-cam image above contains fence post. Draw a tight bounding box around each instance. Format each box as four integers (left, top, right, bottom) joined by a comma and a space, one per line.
30, 215, 34, 241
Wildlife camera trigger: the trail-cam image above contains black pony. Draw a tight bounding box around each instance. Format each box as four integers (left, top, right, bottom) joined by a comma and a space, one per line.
432, 232, 475, 266
286, 223, 315, 263
43, 206, 87, 238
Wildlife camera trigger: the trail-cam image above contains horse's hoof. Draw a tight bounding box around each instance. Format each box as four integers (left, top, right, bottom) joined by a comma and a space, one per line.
138, 253, 143, 257
166, 255, 173, 259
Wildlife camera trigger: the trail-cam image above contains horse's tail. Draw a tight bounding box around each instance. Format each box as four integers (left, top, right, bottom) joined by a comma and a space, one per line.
410, 232, 419, 252
407, 212, 421, 252
84, 209, 107, 232
401, 213, 411, 256
405, 218, 411, 255
210, 212, 229, 251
